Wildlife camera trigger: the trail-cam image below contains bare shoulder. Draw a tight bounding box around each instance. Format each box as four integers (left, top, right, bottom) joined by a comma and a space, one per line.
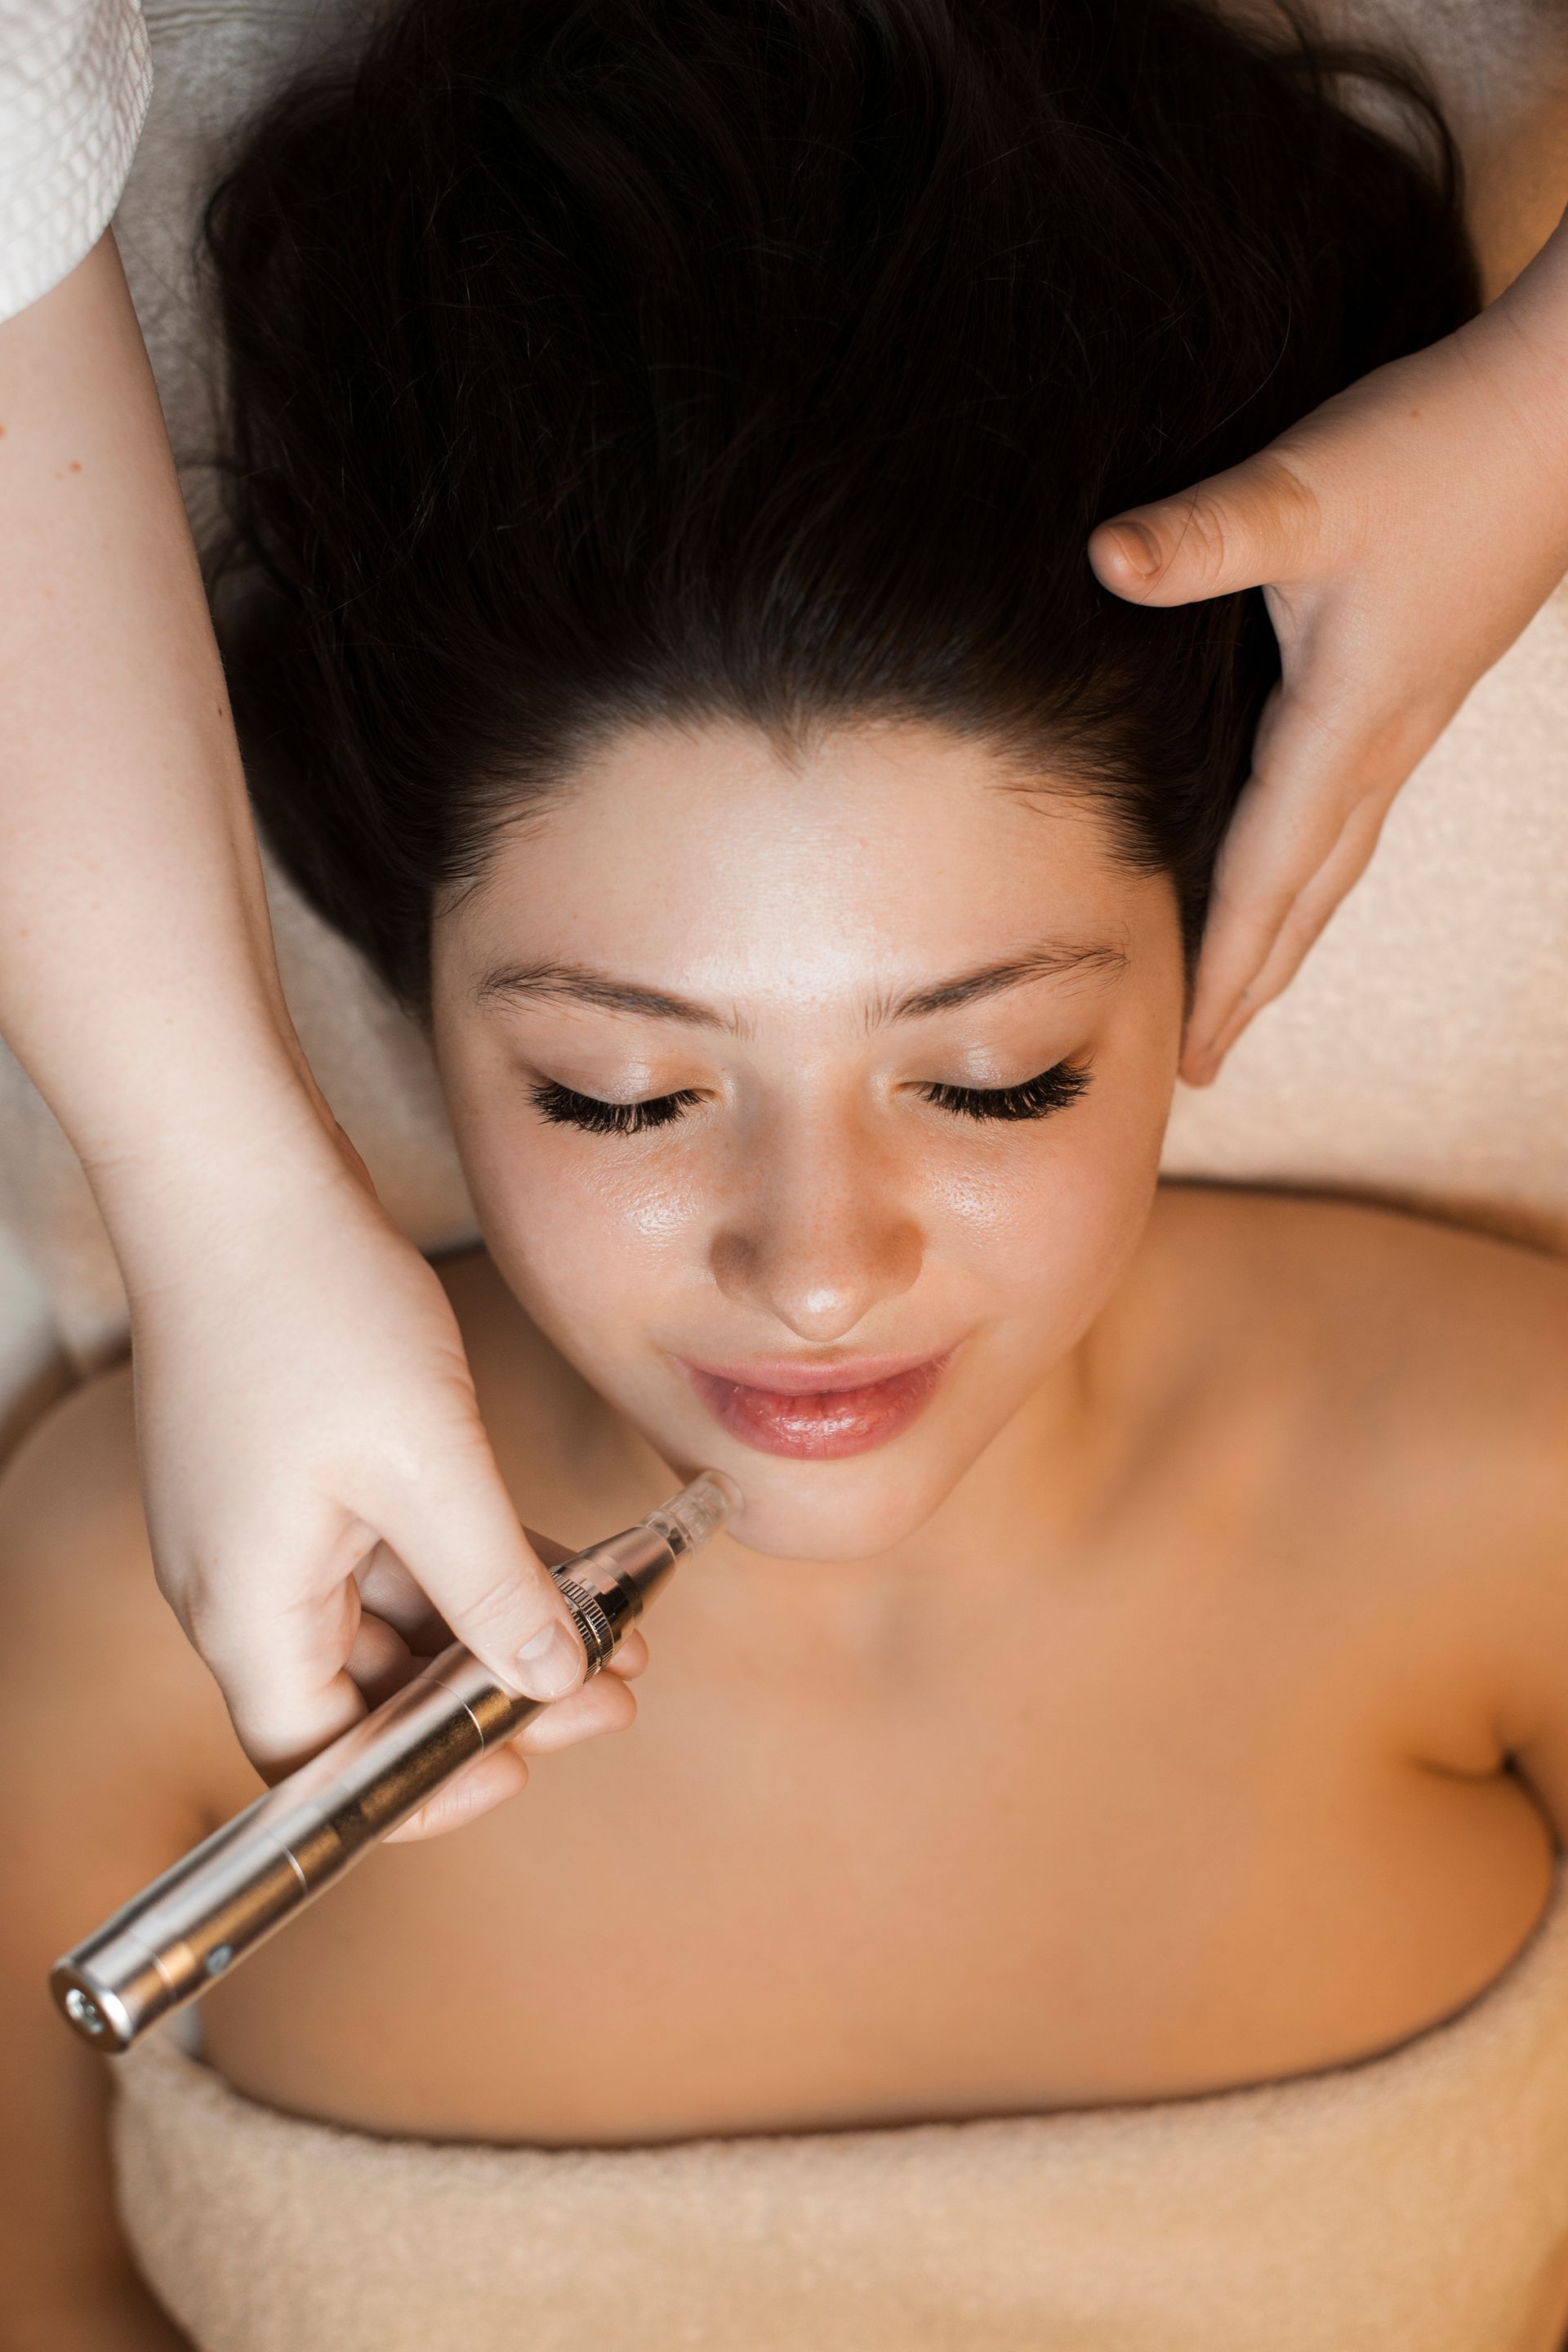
1183, 1169, 1564, 1383
1158, 1182, 1568, 1411
1, 1362, 143, 1592
0, 1365, 246, 1829
1154, 1180, 1568, 1611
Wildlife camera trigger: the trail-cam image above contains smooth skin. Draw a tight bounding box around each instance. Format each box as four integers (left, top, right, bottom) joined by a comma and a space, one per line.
2, 719, 1567, 2348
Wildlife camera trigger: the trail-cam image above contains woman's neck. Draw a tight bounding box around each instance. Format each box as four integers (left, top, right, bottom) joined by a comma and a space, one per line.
647, 1206, 1204, 1694
684, 1345, 1105, 1676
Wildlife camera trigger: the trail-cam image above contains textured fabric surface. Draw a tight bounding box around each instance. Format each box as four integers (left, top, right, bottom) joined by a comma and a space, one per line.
112, 1873, 1568, 2352
0, 0, 1565, 1376
0, 0, 152, 322
1160, 576, 1568, 1252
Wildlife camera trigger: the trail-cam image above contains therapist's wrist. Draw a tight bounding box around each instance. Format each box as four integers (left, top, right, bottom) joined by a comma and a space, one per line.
1473, 207, 1568, 483
82, 1040, 376, 1294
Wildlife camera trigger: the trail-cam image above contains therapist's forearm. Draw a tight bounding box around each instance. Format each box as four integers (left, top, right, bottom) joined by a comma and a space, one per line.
0, 233, 339, 1270
1484, 202, 1568, 464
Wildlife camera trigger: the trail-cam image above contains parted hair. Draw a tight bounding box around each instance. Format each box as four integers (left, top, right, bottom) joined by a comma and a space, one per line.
206, 0, 1476, 1007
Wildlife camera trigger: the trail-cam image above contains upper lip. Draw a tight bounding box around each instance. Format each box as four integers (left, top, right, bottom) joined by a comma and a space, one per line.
677, 1350, 946, 1396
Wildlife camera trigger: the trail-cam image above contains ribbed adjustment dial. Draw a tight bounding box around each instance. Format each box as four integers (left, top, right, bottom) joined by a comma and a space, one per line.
551, 1575, 617, 1673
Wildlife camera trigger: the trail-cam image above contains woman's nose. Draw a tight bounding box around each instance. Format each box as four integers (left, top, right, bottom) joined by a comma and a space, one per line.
708, 1125, 923, 1343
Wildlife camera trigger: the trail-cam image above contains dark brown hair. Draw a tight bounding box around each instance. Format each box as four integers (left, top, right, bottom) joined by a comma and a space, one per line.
207, 0, 1476, 1006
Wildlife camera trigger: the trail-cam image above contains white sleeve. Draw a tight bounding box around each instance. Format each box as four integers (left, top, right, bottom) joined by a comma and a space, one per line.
0, 0, 153, 324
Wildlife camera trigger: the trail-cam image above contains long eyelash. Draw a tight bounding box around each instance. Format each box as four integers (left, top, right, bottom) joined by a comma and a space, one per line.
920, 1061, 1091, 1122
530, 1080, 702, 1135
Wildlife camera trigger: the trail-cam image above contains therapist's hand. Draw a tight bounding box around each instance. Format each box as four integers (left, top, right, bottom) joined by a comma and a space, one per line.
1, 235, 622, 1839
1089, 207, 1568, 1085
125, 1127, 628, 1828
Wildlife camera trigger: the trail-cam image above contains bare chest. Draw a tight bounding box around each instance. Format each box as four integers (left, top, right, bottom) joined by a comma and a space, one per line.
199, 1538, 1553, 2145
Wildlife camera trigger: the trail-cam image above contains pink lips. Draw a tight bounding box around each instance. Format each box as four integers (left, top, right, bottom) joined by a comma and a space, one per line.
679, 1350, 951, 1459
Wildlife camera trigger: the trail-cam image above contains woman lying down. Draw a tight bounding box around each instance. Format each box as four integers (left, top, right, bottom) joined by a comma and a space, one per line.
5, 2, 1568, 2345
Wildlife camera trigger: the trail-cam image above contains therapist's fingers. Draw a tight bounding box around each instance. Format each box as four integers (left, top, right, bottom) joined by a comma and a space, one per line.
384, 1749, 532, 1845
337, 1580, 648, 1847
1182, 796, 1390, 1085
352, 1546, 650, 1689
1178, 682, 1406, 1083
1094, 224, 1568, 1078
1088, 448, 1334, 608
366, 1426, 589, 1706
384, 1672, 640, 1845
170, 1438, 588, 1782
133, 1182, 595, 1802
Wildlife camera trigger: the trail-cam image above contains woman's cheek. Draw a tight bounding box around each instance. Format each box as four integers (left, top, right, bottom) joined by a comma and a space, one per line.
924, 1108, 1160, 1350
474, 1126, 711, 1344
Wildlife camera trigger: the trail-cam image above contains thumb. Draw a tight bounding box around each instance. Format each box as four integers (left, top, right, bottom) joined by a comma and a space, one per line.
377, 1445, 587, 1704
1089, 450, 1323, 608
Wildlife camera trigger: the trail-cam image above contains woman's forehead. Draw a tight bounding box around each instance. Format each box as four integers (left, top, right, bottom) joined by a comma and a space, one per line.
439, 717, 1160, 1005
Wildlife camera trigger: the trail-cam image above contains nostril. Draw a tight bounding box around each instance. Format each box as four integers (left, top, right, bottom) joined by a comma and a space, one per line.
709, 1196, 924, 1334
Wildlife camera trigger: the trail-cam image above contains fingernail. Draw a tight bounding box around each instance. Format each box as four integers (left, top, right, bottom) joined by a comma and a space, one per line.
1107, 520, 1161, 578
514, 1619, 585, 1699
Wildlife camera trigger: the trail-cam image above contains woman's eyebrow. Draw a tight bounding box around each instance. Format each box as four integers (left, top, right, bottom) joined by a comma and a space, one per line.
475, 960, 733, 1027
882, 942, 1127, 1022
475, 942, 1124, 1029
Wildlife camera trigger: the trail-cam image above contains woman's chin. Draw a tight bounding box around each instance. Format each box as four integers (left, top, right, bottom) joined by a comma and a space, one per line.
613, 1373, 988, 1562
700, 1461, 960, 1563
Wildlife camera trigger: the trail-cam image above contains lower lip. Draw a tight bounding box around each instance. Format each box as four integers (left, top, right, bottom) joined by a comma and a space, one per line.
681, 1356, 950, 1459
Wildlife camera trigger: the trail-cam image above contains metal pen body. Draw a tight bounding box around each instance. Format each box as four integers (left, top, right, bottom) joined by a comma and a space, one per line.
51, 1474, 733, 2054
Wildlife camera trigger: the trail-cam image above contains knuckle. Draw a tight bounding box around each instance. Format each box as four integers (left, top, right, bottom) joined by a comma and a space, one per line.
1179, 492, 1234, 579
1249, 453, 1324, 567
174, 1577, 249, 1672
1179, 452, 1327, 590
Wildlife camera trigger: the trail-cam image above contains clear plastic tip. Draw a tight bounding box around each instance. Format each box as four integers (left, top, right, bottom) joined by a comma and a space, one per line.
648, 1471, 739, 1558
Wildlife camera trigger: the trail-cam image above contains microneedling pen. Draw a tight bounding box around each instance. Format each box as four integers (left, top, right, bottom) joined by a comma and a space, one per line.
51, 1472, 736, 2056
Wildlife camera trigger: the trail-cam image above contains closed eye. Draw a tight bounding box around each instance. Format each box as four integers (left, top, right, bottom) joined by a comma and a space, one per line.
919, 1062, 1090, 1121
530, 1080, 703, 1135
531, 1062, 1090, 1134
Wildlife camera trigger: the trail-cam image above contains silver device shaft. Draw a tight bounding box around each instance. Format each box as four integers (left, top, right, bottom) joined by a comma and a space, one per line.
51, 1472, 733, 2055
